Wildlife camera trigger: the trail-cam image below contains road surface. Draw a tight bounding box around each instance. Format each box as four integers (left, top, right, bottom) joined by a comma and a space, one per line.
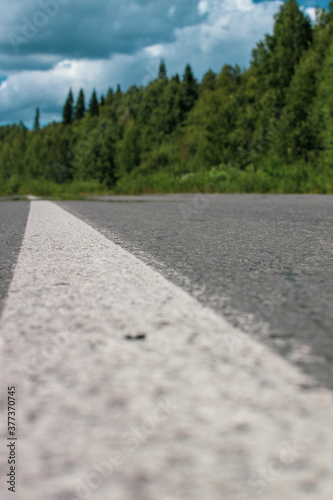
0, 195, 332, 500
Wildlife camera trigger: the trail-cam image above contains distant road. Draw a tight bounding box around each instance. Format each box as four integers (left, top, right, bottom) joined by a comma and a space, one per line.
0, 195, 332, 500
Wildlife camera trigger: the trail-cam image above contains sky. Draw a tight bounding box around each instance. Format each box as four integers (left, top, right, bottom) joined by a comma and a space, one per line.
0, 0, 329, 127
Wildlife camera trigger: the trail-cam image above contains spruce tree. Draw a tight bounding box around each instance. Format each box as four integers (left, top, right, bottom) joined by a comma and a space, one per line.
33, 107, 40, 130
158, 59, 167, 79
75, 89, 85, 120
100, 95, 105, 106
181, 64, 198, 113
63, 89, 74, 125
89, 89, 99, 116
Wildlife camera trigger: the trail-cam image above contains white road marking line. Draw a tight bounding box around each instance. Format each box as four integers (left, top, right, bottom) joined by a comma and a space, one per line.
26, 195, 40, 200
0, 200, 332, 500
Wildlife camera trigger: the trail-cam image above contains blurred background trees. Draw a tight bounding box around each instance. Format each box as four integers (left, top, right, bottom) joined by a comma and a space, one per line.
1, 0, 333, 195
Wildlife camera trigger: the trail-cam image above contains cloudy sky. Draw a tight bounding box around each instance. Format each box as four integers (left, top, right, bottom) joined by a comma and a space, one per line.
0, 0, 329, 127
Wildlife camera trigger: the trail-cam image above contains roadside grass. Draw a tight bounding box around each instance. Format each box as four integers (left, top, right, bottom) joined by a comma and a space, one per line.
114, 162, 333, 195
0, 178, 110, 199
1, 163, 332, 199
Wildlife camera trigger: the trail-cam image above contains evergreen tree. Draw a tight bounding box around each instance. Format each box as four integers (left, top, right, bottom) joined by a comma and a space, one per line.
33, 107, 40, 131
89, 89, 99, 117
63, 89, 74, 125
75, 89, 85, 120
158, 60, 167, 79
100, 95, 105, 106
181, 64, 198, 113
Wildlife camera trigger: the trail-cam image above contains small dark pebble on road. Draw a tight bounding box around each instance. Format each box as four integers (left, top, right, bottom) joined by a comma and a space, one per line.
124, 334, 146, 340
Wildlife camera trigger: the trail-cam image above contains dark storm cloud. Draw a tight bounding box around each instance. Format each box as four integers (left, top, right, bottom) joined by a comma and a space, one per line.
0, 0, 205, 71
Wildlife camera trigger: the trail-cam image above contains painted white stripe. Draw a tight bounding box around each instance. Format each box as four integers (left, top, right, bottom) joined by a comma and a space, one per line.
0, 201, 332, 500
26, 195, 40, 200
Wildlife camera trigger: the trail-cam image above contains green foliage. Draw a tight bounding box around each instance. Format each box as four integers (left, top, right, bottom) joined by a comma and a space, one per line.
270, 0, 312, 91
105, 88, 114, 105
1, 0, 333, 196
117, 119, 140, 177
200, 69, 216, 93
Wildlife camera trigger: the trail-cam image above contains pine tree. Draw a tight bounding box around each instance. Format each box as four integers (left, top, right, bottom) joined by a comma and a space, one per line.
89, 89, 99, 117
100, 95, 105, 106
75, 89, 85, 120
63, 89, 74, 125
158, 60, 167, 79
33, 107, 40, 130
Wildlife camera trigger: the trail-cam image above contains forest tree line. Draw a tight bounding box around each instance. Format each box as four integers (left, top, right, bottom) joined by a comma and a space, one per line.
1, 0, 333, 195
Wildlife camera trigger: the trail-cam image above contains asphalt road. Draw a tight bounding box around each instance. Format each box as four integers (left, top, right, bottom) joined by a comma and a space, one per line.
0, 194, 332, 500
0, 197, 332, 500
57, 194, 333, 390
0, 200, 30, 316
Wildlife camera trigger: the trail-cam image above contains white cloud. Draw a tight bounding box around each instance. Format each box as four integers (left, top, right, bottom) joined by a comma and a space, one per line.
198, 0, 210, 16
145, 44, 165, 58
144, 0, 281, 74
305, 7, 316, 21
